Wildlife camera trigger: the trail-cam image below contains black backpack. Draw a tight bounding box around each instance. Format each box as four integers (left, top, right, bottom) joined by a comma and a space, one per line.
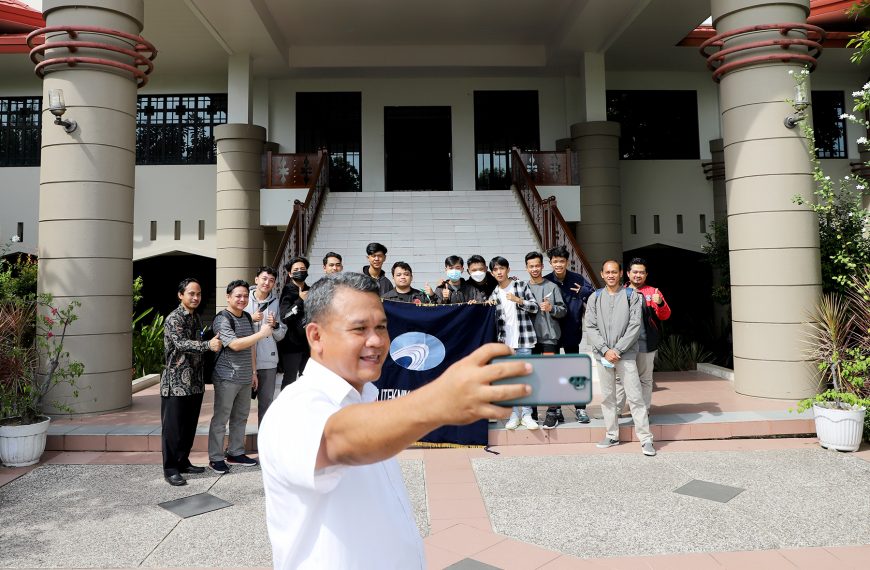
202, 310, 254, 384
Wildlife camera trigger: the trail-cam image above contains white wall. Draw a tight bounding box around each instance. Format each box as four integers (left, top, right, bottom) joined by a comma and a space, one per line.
133, 165, 216, 260
268, 76, 569, 192
0, 168, 39, 255
620, 160, 714, 253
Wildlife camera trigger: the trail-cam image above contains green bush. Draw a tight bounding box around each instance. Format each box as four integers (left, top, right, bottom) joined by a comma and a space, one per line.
654, 335, 713, 372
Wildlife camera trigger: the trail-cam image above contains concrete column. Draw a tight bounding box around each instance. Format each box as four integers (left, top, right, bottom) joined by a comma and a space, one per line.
37, 0, 146, 414
215, 123, 266, 302
712, 0, 821, 398
709, 138, 727, 223
228, 54, 253, 125
564, 53, 608, 126
570, 121, 622, 273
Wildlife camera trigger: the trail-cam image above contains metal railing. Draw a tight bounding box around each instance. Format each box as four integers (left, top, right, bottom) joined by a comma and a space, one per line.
271, 150, 329, 292
510, 148, 599, 287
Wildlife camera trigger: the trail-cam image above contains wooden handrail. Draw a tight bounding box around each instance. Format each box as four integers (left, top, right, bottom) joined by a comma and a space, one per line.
510, 148, 600, 288
271, 149, 329, 292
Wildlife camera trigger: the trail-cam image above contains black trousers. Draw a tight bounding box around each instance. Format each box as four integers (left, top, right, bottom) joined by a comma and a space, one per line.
161, 393, 204, 476
280, 351, 309, 389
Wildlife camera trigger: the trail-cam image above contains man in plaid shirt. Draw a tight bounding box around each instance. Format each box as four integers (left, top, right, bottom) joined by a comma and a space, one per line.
487, 256, 539, 429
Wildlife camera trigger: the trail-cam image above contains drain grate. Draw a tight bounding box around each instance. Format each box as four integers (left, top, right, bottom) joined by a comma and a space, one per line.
158, 492, 233, 518
674, 479, 745, 503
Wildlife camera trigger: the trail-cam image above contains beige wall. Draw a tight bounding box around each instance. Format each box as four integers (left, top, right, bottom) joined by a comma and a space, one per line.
133, 165, 217, 260
620, 160, 714, 253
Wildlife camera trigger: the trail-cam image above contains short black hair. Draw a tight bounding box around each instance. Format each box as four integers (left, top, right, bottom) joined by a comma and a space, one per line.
306, 273, 380, 324
546, 245, 570, 260
366, 242, 387, 256
285, 256, 310, 272
601, 259, 622, 272
444, 255, 464, 268
256, 265, 277, 278
524, 251, 543, 264
628, 257, 648, 271
226, 279, 250, 294
323, 252, 342, 265
177, 277, 200, 295
391, 261, 412, 275
489, 256, 510, 271
467, 254, 486, 268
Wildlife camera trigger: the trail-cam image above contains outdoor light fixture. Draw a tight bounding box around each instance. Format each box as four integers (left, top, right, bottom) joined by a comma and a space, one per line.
47, 89, 78, 133
784, 82, 810, 129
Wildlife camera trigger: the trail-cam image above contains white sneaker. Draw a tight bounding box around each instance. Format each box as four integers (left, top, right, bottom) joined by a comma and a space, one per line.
520, 414, 539, 430
505, 413, 520, 430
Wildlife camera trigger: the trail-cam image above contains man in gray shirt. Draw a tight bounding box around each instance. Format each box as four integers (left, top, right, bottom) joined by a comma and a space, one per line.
584, 260, 655, 456
208, 279, 274, 473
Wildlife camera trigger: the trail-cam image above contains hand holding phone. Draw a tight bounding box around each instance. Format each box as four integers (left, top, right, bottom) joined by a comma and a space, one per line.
491, 354, 592, 406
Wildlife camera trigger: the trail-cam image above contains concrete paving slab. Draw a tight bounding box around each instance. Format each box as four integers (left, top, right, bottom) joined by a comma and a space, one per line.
0, 460, 429, 568
472, 448, 870, 559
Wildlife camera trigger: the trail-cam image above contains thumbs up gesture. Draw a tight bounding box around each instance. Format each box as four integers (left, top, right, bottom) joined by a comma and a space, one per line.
652, 288, 662, 305
442, 284, 450, 300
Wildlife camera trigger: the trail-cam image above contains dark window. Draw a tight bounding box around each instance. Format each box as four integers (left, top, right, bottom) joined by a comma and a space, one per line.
198, 219, 205, 240
0, 97, 41, 167
150, 221, 157, 241
630, 215, 637, 234
607, 91, 700, 160
16, 222, 23, 242
811, 91, 847, 159
174, 220, 181, 240
676, 214, 684, 234
699, 214, 707, 233
296, 92, 361, 192
653, 215, 661, 234
136, 94, 227, 165
474, 91, 540, 190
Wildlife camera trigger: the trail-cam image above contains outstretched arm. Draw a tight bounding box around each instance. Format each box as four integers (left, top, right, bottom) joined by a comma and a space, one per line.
316, 344, 531, 469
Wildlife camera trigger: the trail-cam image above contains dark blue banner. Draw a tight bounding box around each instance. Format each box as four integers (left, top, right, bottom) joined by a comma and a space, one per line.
377, 301, 497, 446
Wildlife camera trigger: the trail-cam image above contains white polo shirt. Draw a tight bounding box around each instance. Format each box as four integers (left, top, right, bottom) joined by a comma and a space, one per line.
258, 358, 425, 569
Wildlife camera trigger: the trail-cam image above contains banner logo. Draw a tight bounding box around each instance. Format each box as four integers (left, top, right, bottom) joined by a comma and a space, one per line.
389, 332, 446, 371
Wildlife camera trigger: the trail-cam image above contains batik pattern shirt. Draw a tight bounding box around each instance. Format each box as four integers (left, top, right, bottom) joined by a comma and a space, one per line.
160, 304, 210, 397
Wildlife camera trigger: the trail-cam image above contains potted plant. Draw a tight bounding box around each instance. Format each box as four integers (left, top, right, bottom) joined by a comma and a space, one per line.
0, 238, 84, 467
796, 272, 870, 452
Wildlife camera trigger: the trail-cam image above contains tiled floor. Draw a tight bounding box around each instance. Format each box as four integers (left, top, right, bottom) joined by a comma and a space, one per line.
41, 371, 816, 452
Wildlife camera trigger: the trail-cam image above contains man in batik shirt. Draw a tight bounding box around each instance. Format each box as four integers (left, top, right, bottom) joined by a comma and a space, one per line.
160, 277, 222, 486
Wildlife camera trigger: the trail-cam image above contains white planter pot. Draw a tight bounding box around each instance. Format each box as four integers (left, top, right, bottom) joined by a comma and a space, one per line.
0, 416, 51, 467
813, 404, 866, 452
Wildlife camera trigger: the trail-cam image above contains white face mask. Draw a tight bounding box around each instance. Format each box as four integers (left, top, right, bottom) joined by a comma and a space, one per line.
470, 271, 486, 283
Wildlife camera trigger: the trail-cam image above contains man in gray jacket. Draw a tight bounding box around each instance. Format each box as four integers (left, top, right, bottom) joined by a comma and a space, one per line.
584, 260, 655, 456
245, 266, 287, 425
525, 251, 568, 429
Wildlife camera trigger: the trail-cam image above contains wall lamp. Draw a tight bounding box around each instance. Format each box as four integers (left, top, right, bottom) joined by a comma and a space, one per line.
784, 82, 810, 129
47, 89, 78, 133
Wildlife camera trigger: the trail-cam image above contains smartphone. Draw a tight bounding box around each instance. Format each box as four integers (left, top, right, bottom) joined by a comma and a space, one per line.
490, 354, 592, 406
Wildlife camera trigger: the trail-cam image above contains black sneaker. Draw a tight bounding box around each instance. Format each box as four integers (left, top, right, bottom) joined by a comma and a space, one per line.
543, 411, 559, 430
226, 453, 259, 467
209, 460, 230, 474
556, 409, 566, 424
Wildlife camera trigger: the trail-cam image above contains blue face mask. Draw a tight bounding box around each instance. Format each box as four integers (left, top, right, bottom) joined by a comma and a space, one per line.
446, 269, 462, 281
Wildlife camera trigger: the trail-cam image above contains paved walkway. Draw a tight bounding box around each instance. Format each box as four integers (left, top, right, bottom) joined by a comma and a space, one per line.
2, 371, 867, 568
1, 439, 869, 568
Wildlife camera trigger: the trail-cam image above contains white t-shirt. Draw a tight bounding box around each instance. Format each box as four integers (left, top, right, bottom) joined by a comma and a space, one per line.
497, 286, 520, 348
258, 359, 425, 569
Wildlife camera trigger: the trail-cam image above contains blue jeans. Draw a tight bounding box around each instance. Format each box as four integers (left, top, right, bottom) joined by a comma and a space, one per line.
513, 347, 533, 418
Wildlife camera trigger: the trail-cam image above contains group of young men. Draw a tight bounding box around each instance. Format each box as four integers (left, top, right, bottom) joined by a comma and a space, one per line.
158, 239, 669, 487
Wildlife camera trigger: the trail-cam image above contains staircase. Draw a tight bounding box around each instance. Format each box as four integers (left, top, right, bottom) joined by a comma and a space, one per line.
306, 191, 542, 287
